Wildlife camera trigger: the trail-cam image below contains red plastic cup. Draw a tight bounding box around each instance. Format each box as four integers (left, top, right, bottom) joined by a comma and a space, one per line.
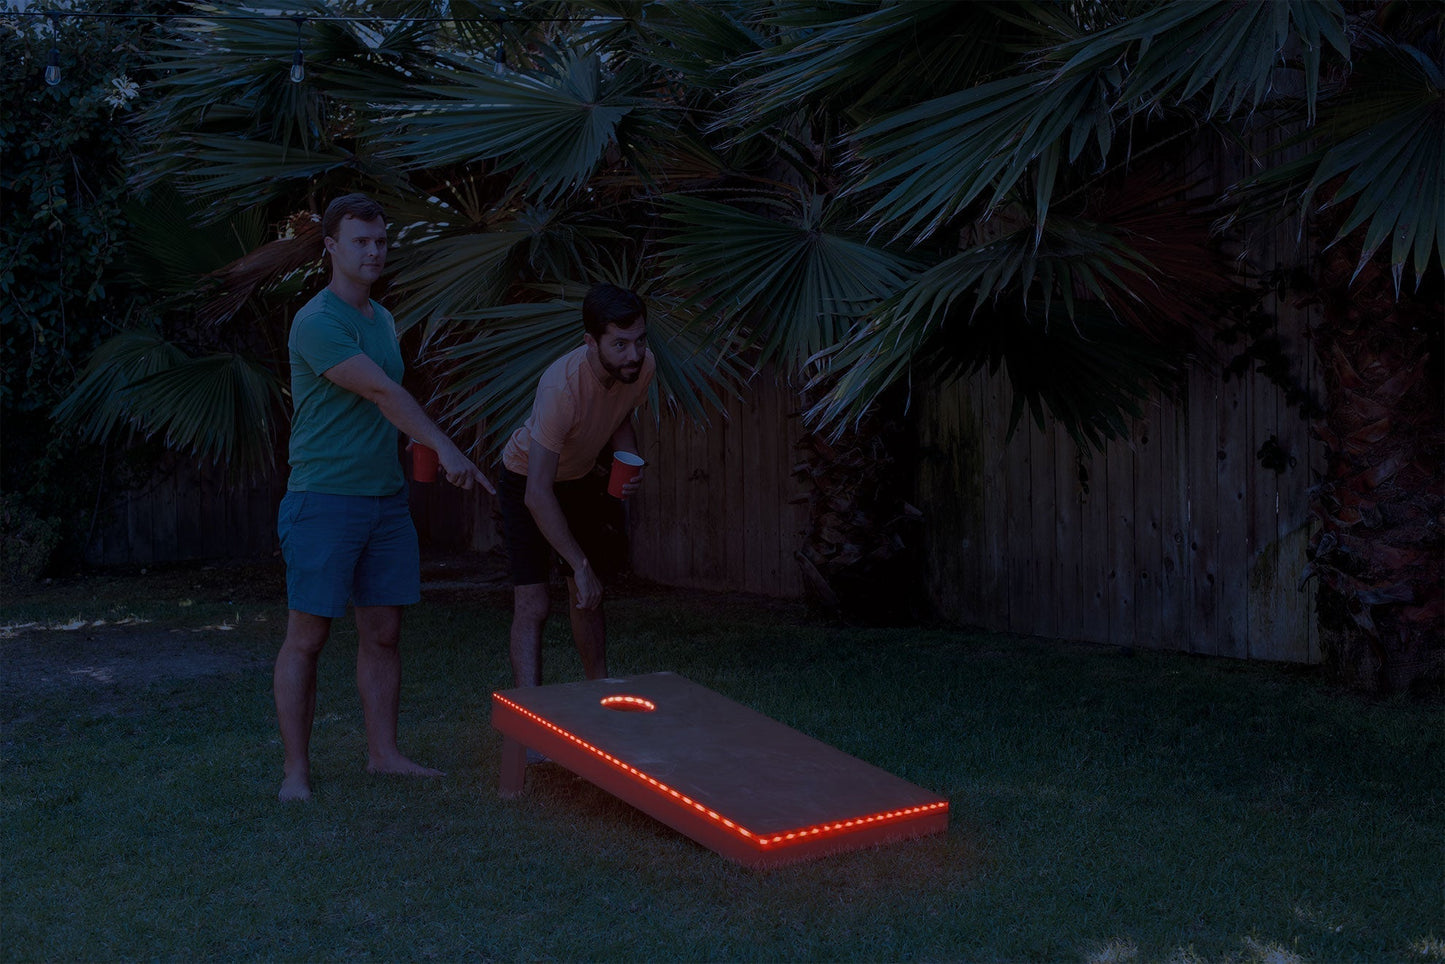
411, 443, 439, 483
607, 451, 645, 498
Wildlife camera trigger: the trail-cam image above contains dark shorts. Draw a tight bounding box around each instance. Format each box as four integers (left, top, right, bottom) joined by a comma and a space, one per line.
497, 468, 624, 586
276, 489, 420, 618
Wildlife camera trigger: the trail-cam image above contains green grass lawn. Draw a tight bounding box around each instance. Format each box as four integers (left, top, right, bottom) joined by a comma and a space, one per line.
1, 561, 1441, 962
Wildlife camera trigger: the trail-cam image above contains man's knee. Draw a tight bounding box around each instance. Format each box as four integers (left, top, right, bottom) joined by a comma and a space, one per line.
355, 605, 402, 650
282, 610, 331, 658
513, 584, 550, 625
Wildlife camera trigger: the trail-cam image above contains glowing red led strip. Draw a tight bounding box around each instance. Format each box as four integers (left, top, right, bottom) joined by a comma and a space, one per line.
493, 693, 948, 849
599, 695, 656, 711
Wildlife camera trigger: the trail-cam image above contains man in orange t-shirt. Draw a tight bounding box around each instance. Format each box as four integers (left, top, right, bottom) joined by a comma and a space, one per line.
497, 283, 655, 691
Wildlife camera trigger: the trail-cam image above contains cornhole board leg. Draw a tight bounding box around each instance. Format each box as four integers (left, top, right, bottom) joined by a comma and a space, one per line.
498, 736, 527, 798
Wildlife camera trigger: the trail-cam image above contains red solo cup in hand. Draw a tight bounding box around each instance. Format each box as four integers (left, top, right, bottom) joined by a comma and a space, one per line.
411, 442, 439, 483
607, 451, 645, 499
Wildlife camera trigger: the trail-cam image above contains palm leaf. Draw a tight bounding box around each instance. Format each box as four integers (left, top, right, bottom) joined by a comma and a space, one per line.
388, 225, 535, 337
808, 298, 1177, 453
122, 182, 269, 299
372, 50, 647, 202
53, 329, 188, 443
54, 326, 286, 479
658, 192, 922, 369
849, 0, 1347, 240
199, 214, 325, 326
721, 0, 1015, 130
120, 353, 288, 477
1224, 31, 1444, 286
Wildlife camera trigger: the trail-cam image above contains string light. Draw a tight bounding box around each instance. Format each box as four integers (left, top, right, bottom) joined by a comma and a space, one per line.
289, 16, 305, 84
43, 13, 60, 86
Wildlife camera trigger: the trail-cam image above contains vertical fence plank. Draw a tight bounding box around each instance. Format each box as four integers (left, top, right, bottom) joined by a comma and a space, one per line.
627, 413, 662, 580
1002, 408, 1034, 636
176, 461, 204, 560
1052, 422, 1082, 640
1077, 440, 1112, 645
740, 385, 768, 595
722, 398, 747, 595
1186, 368, 1221, 655
979, 372, 1009, 626
1216, 370, 1251, 659
780, 389, 809, 599
759, 373, 788, 593
1133, 406, 1165, 649
127, 481, 156, 567
1027, 416, 1057, 638
1245, 320, 1285, 660
1158, 391, 1192, 649
1104, 428, 1136, 647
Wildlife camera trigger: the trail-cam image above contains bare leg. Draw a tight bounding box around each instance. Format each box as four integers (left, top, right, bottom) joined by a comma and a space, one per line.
566, 576, 607, 680
274, 610, 330, 802
355, 605, 442, 778
510, 584, 549, 687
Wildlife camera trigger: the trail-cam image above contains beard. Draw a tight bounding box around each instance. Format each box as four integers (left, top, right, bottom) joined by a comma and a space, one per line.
602, 358, 642, 384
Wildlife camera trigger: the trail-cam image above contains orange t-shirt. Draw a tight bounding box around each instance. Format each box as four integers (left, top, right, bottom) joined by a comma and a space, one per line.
501, 344, 655, 481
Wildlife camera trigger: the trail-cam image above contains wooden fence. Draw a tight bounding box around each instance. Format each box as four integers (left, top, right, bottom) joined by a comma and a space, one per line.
83, 326, 1324, 664
84, 454, 285, 567
915, 348, 1321, 663
626, 370, 812, 598
82, 451, 496, 567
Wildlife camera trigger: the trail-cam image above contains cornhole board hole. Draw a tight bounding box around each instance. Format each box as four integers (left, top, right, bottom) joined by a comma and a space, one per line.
491, 672, 949, 869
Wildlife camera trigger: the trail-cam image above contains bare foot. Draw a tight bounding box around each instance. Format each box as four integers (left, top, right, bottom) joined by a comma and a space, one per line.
278, 771, 312, 802
366, 755, 445, 778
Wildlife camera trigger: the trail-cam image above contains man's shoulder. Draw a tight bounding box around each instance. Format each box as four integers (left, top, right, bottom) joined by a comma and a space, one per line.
541, 344, 589, 385
291, 290, 342, 337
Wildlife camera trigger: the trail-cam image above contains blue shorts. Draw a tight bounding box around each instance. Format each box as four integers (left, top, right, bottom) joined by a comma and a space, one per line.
277, 489, 420, 618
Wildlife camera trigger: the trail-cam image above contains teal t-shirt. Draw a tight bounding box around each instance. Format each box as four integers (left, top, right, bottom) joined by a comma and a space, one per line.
286, 289, 406, 495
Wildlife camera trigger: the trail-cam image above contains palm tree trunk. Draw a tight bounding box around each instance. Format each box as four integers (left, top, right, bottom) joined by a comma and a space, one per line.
1310, 246, 1444, 695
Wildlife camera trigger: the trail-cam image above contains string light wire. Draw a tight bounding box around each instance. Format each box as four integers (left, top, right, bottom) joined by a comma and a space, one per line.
8, 7, 628, 87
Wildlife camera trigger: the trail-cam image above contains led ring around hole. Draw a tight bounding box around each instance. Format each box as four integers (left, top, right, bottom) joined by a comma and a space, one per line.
600, 695, 656, 712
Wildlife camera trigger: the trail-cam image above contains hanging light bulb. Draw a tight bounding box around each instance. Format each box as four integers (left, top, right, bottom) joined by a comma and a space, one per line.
289, 17, 306, 83
43, 14, 60, 86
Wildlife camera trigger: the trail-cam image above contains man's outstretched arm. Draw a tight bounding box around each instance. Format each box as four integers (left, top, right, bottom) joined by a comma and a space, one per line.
323, 353, 494, 493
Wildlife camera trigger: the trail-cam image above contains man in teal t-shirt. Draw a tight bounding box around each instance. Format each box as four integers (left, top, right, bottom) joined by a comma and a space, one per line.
274, 193, 494, 803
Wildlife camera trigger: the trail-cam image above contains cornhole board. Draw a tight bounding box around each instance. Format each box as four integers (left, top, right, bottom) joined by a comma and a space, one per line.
491, 672, 949, 869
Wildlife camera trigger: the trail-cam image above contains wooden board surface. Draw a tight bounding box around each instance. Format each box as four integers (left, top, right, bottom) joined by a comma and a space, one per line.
492, 673, 949, 868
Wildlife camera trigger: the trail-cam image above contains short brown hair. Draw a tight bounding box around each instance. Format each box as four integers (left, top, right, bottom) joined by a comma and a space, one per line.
582, 283, 646, 338
322, 193, 385, 240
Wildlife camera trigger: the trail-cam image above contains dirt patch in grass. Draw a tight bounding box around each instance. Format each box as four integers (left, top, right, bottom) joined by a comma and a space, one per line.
0, 624, 271, 721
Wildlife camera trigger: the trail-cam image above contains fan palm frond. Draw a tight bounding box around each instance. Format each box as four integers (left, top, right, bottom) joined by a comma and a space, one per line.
54, 327, 286, 478
121, 353, 288, 477
373, 50, 649, 202
849, 0, 1347, 240
722, 0, 1013, 130
199, 214, 325, 326
1228, 30, 1443, 287
122, 183, 270, 299
53, 329, 188, 443
659, 192, 922, 369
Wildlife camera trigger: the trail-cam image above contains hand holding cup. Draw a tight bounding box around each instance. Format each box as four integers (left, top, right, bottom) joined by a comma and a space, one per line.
607, 451, 645, 499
